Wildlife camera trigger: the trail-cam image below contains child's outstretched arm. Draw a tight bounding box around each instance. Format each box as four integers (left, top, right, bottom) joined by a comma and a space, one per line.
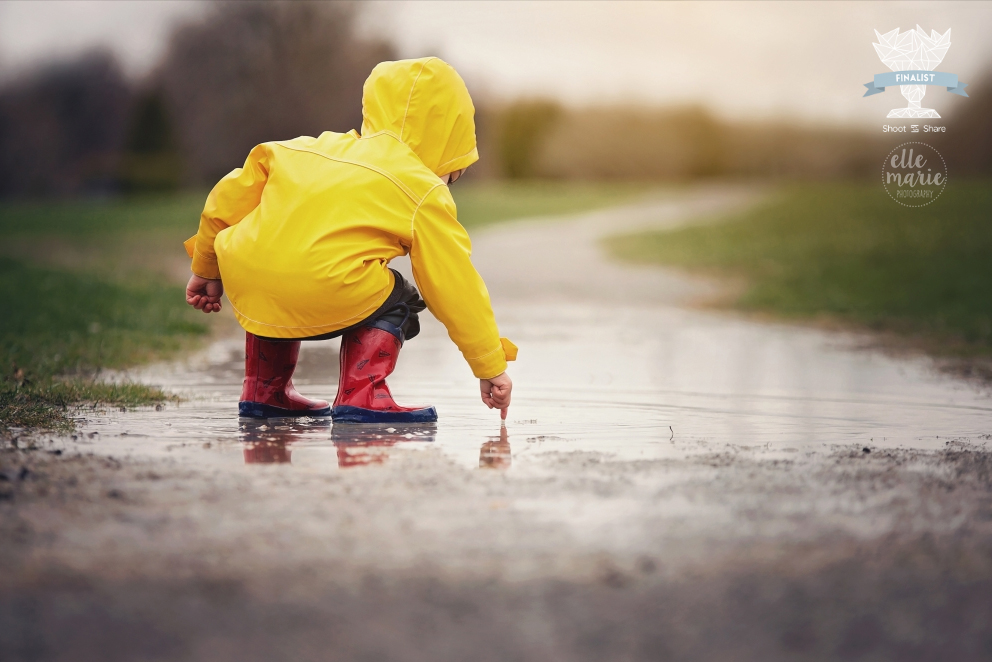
410, 184, 517, 414
183, 144, 271, 310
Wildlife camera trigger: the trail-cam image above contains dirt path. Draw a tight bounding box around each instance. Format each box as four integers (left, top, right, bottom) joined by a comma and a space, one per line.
3, 185, 992, 662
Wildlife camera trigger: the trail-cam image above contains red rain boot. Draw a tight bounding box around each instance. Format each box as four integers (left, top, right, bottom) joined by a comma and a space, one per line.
331, 322, 437, 423
239, 333, 330, 418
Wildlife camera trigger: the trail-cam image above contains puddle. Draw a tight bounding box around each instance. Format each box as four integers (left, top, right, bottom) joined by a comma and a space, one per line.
45, 191, 992, 471
52, 299, 992, 473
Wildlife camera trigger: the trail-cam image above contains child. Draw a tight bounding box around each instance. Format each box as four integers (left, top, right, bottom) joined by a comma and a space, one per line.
183, 58, 515, 424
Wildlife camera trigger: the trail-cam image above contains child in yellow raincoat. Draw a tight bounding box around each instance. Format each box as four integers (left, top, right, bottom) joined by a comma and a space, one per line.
183, 58, 515, 423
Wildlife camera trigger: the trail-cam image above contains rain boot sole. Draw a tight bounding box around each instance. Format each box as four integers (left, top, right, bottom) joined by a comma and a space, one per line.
330, 405, 438, 424
239, 401, 331, 418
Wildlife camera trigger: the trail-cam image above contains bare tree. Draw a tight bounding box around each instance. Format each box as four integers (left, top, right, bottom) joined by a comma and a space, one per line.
158, 1, 395, 184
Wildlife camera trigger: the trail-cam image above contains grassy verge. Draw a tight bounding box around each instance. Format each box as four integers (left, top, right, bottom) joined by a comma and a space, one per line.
1, 193, 214, 433
606, 180, 992, 359
1, 181, 646, 433
0, 258, 208, 432
0, 191, 208, 238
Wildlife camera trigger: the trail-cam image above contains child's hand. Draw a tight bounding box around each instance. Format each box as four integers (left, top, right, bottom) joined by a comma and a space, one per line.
186, 275, 224, 313
480, 372, 512, 419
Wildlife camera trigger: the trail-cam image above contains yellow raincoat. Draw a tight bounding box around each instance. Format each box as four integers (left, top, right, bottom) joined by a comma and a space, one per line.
184, 58, 516, 379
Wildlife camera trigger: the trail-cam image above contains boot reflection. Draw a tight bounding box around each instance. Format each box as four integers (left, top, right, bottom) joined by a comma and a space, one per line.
479, 424, 511, 469
244, 440, 292, 464
239, 418, 332, 464
331, 423, 437, 468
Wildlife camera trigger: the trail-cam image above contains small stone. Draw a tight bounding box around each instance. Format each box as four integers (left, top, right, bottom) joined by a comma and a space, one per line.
862, 447, 871, 454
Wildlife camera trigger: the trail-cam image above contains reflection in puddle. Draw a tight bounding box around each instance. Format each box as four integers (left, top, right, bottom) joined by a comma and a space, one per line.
243, 440, 294, 464
332, 423, 438, 468
239, 420, 440, 468
480, 424, 511, 469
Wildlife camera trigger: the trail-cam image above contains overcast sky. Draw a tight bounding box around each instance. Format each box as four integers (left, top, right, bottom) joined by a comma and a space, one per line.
1, 1, 991, 125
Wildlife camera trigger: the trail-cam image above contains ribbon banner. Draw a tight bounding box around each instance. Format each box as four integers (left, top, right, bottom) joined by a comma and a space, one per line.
863, 70, 969, 97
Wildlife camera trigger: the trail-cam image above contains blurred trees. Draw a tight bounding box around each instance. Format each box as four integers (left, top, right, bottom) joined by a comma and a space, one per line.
0, 0, 987, 200
0, 2, 393, 198
119, 90, 182, 192
157, 1, 394, 184
937, 68, 992, 175
496, 100, 561, 178
0, 51, 129, 197
487, 101, 884, 181
533, 105, 726, 180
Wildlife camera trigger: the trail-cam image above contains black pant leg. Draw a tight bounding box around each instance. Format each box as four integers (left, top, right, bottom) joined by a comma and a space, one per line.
372, 270, 427, 340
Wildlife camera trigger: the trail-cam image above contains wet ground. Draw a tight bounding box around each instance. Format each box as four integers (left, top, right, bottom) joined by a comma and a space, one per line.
3, 185, 992, 661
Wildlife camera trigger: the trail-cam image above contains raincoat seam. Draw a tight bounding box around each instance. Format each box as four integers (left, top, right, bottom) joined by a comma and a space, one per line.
436, 146, 478, 173
399, 58, 434, 142
375, 130, 419, 152
410, 183, 444, 238
226, 283, 393, 331
192, 248, 216, 262
361, 130, 397, 141
368, 131, 451, 190
272, 142, 422, 205
466, 345, 503, 361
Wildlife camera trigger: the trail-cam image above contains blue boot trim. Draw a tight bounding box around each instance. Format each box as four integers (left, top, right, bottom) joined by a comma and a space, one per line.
330, 405, 438, 424
239, 401, 331, 419
366, 318, 405, 343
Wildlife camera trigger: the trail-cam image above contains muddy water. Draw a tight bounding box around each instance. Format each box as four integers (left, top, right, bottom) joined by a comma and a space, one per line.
71, 185, 990, 469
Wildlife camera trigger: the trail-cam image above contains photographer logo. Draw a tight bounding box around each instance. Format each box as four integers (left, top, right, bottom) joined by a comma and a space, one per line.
882, 142, 946, 207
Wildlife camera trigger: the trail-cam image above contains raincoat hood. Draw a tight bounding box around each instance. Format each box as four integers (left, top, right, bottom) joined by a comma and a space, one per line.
361, 57, 479, 177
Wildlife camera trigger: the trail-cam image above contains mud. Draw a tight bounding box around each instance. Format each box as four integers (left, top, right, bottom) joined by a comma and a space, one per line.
3, 185, 992, 661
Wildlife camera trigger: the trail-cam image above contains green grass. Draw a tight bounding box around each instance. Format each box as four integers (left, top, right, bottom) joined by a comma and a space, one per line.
606, 180, 992, 357
0, 192, 213, 432
0, 191, 208, 238
0, 258, 208, 432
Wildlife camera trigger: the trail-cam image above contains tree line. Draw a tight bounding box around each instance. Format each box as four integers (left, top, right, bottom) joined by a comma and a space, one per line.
0, 1, 989, 199
0, 2, 392, 198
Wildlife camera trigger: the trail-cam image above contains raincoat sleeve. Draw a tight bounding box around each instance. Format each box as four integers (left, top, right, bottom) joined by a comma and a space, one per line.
410, 185, 517, 380
183, 144, 271, 279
